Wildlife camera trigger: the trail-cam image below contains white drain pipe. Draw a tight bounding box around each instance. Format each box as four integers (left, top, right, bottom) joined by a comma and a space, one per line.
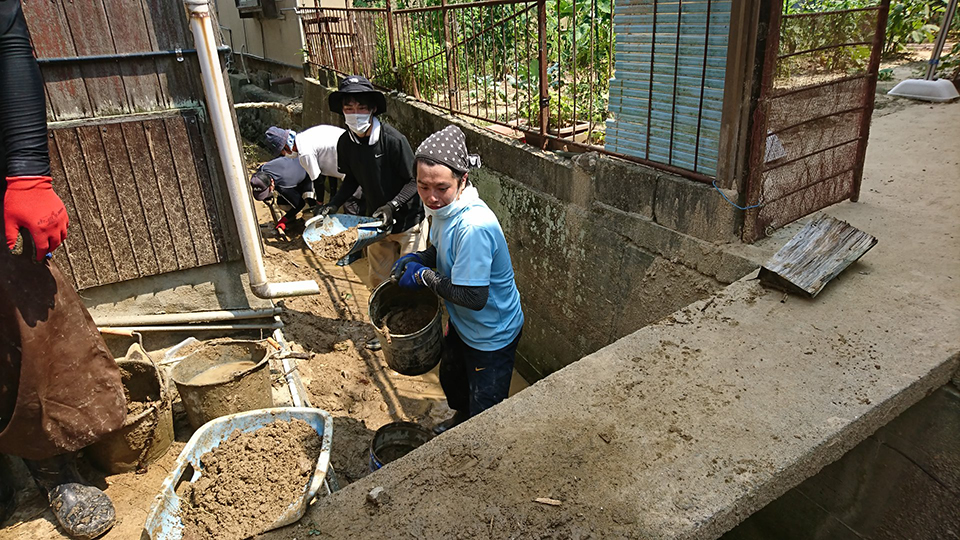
185, 0, 319, 299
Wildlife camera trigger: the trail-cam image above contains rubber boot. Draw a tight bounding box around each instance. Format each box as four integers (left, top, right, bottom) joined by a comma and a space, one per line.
23, 454, 115, 539
433, 410, 469, 435
0, 455, 17, 526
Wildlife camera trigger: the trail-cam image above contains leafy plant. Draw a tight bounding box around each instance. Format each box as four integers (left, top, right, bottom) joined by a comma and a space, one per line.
783, 0, 949, 59
886, 0, 944, 54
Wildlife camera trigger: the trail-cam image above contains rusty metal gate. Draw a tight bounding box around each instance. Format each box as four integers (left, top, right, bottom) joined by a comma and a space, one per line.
742, 0, 890, 242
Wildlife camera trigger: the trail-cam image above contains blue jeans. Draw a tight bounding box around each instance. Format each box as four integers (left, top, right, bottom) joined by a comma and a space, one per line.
439, 323, 522, 418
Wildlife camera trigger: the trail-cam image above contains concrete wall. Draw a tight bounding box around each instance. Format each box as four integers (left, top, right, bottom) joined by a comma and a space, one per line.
229, 74, 304, 144
723, 380, 960, 540
303, 77, 756, 380
217, 0, 308, 69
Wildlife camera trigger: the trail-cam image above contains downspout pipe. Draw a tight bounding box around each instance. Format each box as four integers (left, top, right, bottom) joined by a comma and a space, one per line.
185, 0, 319, 299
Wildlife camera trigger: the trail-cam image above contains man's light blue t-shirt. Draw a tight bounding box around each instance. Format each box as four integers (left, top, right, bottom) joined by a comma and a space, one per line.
431, 197, 523, 351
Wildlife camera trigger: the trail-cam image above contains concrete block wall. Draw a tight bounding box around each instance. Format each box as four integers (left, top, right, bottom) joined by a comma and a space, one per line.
303, 77, 756, 380
723, 380, 960, 540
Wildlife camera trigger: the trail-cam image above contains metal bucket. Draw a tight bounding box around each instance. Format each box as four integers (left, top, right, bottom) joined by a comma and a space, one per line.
368, 281, 443, 376
87, 345, 174, 474
369, 421, 434, 471
303, 214, 389, 266
169, 340, 274, 430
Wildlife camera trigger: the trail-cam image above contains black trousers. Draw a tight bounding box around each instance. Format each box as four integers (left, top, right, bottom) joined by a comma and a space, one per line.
274, 177, 361, 220
439, 323, 522, 417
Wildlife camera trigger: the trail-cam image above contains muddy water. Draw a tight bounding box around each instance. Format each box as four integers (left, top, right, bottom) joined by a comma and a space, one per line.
188, 361, 258, 386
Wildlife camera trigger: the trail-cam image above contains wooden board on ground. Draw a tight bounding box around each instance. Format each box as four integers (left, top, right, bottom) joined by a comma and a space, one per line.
759, 215, 878, 298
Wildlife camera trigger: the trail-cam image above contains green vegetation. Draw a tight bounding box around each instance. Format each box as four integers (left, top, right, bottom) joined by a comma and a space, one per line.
340, 0, 956, 138
340, 0, 613, 136
779, 1, 957, 79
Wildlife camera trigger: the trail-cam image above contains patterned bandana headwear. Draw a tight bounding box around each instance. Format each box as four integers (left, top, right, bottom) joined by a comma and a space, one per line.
415, 125, 481, 175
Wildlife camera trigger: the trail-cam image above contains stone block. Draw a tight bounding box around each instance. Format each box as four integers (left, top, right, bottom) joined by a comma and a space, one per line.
655, 173, 741, 243
594, 155, 657, 219
717, 250, 760, 284
612, 251, 720, 339
302, 78, 342, 129
515, 304, 585, 377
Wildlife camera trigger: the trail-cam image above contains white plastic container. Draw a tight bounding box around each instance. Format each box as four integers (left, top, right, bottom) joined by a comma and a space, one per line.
887, 78, 960, 103
143, 407, 333, 539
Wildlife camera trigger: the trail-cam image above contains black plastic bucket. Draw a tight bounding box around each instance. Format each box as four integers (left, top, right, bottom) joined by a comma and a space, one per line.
369, 422, 435, 471
368, 281, 443, 376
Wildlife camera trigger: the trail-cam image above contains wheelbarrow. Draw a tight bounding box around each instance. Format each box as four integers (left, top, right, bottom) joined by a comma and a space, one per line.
302, 213, 389, 266
142, 407, 333, 540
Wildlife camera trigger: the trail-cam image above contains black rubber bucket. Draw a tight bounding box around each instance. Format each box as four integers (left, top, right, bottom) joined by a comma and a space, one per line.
368, 281, 443, 376
369, 422, 435, 471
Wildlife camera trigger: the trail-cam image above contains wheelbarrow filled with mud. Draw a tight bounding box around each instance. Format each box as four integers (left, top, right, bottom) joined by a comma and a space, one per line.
303, 214, 389, 266
143, 408, 333, 540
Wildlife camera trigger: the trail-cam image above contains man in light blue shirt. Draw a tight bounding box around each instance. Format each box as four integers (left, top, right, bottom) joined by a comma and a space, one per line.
391, 125, 523, 434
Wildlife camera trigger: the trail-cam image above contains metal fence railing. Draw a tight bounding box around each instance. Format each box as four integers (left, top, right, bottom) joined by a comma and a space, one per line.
300, 0, 613, 153
301, 0, 892, 240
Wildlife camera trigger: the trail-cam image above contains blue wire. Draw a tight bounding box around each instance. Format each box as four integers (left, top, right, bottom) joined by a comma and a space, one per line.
713, 180, 763, 210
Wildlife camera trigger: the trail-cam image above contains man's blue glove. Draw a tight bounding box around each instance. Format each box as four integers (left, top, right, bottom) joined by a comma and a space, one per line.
398, 262, 428, 289
390, 252, 422, 281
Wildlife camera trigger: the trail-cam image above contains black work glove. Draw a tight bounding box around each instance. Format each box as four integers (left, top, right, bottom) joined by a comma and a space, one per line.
372, 200, 400, 229
317, 204, 336, 218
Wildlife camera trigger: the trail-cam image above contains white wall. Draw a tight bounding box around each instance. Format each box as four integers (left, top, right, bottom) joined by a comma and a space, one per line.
215, 0, 347, 68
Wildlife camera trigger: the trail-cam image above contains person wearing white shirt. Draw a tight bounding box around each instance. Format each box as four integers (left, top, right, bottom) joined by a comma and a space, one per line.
264, 124, 346, 205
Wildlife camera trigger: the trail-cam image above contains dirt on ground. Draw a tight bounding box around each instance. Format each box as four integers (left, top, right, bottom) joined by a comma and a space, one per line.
179, 419, 322, 540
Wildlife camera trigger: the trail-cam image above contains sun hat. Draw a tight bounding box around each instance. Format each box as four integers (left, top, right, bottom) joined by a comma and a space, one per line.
328, 75, 387, 116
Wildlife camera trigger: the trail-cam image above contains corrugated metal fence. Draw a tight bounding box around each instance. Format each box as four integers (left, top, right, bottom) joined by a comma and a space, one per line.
605, 0, 731, 177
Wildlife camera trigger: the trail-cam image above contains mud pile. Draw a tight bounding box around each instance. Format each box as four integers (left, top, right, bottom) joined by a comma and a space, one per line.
314, 228, 359, 261
179, 418, 322, 540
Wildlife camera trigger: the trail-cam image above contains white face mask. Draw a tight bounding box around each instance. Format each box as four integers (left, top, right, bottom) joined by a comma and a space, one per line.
344, 113, 372, 135
424, 184, 476, 221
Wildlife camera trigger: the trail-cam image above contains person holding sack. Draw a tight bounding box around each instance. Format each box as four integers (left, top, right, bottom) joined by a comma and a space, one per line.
0, 1, 125, 537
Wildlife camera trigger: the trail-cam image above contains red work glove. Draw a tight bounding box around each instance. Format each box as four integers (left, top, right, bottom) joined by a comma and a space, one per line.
274, 216, 289, 232
3, 175, 69, 261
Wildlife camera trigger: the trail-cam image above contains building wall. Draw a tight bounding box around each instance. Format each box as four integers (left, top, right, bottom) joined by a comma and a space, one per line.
215, 0, 347, 70
304, 76, 757, 380
23, 0, 244, 293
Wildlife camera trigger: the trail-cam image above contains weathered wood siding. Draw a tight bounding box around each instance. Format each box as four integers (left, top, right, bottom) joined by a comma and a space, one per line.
25, 0, 205, 120
22, 0, 240, 290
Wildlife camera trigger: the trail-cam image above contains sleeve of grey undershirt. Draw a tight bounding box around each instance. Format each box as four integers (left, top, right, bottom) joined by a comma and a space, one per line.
419, 268, 488, 311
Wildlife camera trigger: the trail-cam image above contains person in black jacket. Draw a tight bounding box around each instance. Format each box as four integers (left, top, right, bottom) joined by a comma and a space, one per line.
318, 76, 427, 348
